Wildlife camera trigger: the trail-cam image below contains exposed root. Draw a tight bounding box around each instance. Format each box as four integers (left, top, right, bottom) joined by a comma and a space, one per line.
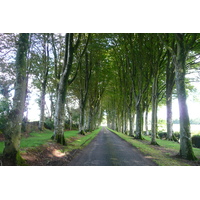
79, 130, 86, 135
150, 141, 160, 146
134, 136, 145, 140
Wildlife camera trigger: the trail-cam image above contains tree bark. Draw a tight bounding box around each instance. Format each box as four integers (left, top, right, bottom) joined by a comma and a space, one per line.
151, 73, 159, 145
174, 34, 196, 160
145, 107, 149, 135
39, 34, 49, 131
79, 102, 86, 134
78, 52, 91, 134
52, 33, 74, 145
128, 108, 134, 136
166, 50, 175, 140
135, 100, 143, 139
3, 33, 29, 165
39, 86, 46, 131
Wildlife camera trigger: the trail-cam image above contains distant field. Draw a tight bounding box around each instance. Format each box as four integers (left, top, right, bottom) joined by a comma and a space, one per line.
155, 124, 200, 135
172, 124, 200, 135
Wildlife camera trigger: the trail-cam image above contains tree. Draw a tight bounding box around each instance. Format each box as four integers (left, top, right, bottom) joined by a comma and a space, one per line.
159, 34, 176, 141
3, 33, 29, 165
52, 33, 89, 144
128, 34, 152, 139
147, 34, 166, 145
71, 34, 91, 134
38, 34, 50, 131
173, 33, 197, 160
52, 33, 76, 145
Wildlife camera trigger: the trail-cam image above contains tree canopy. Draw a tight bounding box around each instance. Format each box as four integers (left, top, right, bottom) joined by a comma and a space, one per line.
1, 33, 200, 164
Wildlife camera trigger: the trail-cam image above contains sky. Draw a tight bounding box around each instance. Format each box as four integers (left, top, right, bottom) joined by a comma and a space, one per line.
27, 85, 200, 122
25, 73, 200, 122
158, 79, 200, 120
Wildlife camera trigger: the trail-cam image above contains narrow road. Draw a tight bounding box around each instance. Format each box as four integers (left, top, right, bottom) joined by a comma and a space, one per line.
68, 127, 156, 166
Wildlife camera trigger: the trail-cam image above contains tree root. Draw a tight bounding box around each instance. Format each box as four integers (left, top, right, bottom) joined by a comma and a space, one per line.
79, 130, 86, 135
134, 136, 145, 140
2, 151, 27, 166
150, 141, 160, 146
167, 134, 179, 143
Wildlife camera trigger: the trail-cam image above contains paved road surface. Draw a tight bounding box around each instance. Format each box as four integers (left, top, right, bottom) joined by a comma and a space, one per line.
68, 127, 156, 166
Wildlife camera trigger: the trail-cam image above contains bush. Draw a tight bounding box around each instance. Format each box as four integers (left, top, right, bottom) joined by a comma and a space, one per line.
44, 118, 54, 130
192, 135, 200, 148
158, 132, 167, 139
0, 99, 10, 134
174, 132, 180, 140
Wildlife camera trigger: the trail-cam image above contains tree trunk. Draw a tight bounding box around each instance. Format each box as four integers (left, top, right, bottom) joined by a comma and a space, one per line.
39, 83, 46, 131
87, 106, 93, 131
174, 34, 196, 160
151, 74, 159, 145
79, 102, 86, 135
3, 33, 29, 166
166, 92, 173, 140
128, 108, 134, 136
39, 35, 49, 131
52, 33, 74, 145
135, 101, 143, 139
49, 93, 55, 121
145, 107, 149, 135
53, 92, 66, 144
166, 50, 175, 140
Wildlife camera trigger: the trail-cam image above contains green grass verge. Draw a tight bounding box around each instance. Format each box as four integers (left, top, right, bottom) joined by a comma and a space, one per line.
0, 129, 80, 154
0, 140, 4, 154
142, 134, 200, 158
107, 128, 200, 166
63, 127, 102, 152
0, 128, 102, 155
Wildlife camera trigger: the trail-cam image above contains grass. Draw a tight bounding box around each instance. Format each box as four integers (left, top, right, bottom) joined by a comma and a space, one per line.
0, 140, 4, 154
0, 127, 102, 155
107, 128, 200, 166
0, 129, 80, 154
63, 127, 102, 152
142, 135, 200, 158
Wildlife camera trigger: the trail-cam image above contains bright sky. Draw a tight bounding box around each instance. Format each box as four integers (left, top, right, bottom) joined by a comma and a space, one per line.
158, 80, 200, 120
158, 99, 200, 120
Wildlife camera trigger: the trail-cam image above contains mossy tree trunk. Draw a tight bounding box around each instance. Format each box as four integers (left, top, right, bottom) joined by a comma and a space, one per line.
52, 33, 74, 145
52, 33, 89, 144
3, 33, 29, 166
135, 100, 143, 139
128, 108, 134, 136
151, 73, 159, 145
174, 34, 196, 160
78, 52, 91, 134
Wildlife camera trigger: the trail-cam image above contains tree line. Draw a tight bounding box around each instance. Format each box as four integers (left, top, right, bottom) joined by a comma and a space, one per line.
0, 33, 200, 165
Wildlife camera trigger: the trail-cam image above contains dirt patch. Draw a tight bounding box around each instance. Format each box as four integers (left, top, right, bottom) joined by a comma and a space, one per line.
0, 134, 4, 142
21, 142, 80, 166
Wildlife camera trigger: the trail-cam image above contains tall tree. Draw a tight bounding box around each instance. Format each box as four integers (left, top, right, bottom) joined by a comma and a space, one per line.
52, 33, 89, 144
166, 49, 176, 140
173, 33, 197, 160
52, 33, 76, 144
3, 33, 29, 165
148, 34, 166, 145
38, 33, 50, 131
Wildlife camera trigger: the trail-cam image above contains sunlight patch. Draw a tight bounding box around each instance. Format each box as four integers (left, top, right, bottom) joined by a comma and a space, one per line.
52, 149, 66, 157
